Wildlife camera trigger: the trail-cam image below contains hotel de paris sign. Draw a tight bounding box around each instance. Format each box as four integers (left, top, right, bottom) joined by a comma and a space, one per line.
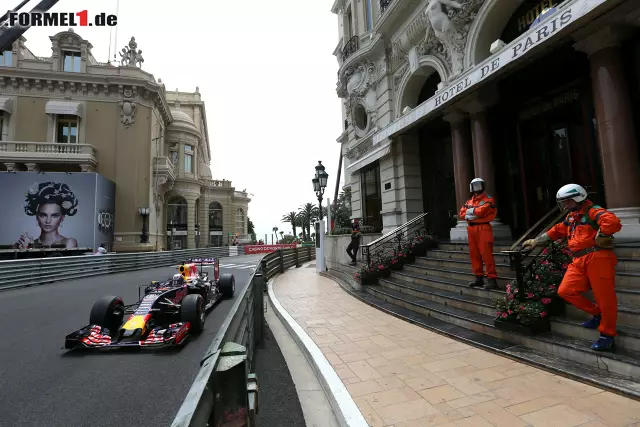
373, 0, 609, 146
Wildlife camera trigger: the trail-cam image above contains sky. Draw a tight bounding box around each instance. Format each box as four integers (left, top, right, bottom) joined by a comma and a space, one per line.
17, 0, 344, 241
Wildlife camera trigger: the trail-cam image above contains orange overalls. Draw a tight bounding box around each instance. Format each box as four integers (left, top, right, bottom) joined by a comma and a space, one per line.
546, 201, 622, 337
459, 192, 497, 279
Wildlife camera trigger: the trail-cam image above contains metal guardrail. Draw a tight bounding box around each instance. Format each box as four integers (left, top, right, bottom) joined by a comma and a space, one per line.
0, 247, 237, 291
171, 246, 316, 427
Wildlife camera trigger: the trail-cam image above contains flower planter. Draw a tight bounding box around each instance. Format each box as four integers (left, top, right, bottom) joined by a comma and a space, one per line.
390, 262, 403, 271
360, 274, 378, 286
548, 297, 566, 316
411, 245, 427, 257
494, 317, 551, 335
378, 268, 391, 278
405, 253, 416, 264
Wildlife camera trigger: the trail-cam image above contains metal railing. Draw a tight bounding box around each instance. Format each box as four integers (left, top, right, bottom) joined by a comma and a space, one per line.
361, 212, 431, 265
501, 206, 566, 300
0, 247, 237, 292
380, 0, 393, 14
171, 246, 316, 427
342, 36, 359, 62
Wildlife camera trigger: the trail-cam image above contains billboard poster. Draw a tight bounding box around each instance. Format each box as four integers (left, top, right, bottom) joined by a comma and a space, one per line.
0, 172, 116, 251
243, 244, 297, 255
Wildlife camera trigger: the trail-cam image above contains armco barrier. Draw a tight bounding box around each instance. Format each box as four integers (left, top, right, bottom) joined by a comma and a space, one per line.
171, 246, 315, 427
0, 246, 238, 292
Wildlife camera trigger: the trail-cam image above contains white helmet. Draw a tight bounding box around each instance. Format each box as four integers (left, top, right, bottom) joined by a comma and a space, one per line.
556, 184, 587, 210
469, 178, 485, 193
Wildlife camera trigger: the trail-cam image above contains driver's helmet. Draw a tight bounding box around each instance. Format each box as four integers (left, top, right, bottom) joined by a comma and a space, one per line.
171, 273, 185, 286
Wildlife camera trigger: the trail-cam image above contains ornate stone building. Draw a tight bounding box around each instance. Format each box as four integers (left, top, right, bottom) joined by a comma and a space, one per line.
0, 29, 251, 252
333, 0, 640, 240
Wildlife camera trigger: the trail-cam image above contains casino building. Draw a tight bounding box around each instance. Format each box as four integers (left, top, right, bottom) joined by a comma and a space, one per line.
0, 30, 251, 252
332, 0, 640, 240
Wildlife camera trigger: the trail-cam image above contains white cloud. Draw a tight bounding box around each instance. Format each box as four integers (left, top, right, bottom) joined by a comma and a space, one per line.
16, 0, 344, 241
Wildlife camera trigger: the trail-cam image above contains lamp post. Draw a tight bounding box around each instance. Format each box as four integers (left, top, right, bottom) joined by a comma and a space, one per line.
138, 207, 150, 244
312, 161, 329, 274
312, 161, 329, 219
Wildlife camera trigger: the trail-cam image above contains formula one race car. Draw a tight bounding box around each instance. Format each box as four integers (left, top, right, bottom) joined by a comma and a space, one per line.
64, 258, 235, 350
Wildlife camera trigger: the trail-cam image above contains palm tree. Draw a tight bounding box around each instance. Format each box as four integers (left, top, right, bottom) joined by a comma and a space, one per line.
281, 211, 297, 236
279, 231, 284, 241
298, 203, 315, 240
272, 226, 278, 243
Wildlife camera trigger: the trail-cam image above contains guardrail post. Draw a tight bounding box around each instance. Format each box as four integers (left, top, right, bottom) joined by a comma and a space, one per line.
294, 247, 300, 268
212, 342, 253, 426
279, 250, 284, 273
253, 268, 264, 345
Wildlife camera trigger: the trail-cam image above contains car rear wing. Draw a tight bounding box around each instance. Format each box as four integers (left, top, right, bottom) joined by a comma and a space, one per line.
181, 257, 219, 281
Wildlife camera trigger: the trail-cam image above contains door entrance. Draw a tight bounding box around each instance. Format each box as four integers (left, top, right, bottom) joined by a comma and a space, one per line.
518, 85, 603, 227
419, 119, 457, 238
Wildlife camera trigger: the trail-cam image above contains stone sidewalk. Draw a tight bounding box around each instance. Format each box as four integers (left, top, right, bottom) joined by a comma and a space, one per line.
271, 263, 640, 427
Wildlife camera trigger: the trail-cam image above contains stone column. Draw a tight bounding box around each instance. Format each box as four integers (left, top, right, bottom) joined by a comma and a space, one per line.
463, 89, 512, 240
575, 26, 640, 240
200, 194, 210, 247
444, 111, 474, 241
184, 193, 198, 249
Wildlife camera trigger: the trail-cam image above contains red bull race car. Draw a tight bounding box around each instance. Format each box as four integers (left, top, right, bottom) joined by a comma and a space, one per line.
64, 258, 235, 350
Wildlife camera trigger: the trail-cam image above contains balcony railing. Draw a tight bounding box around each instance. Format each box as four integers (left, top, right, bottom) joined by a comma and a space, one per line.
234, 191, 250, 199
206, 179, 232, 188
342, 36, 359, 62
153, 156, 176, 183
0, 141, 97, 165
380, 0, 393, 14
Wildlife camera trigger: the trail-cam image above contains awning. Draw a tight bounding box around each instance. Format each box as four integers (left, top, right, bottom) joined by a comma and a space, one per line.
45, 100, 83, 118
0, 97, 13, 114
346, 140, 392, 173
372, 0, 609, 145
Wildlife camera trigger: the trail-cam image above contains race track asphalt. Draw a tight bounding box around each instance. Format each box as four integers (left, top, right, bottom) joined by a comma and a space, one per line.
0, 254, 264, 427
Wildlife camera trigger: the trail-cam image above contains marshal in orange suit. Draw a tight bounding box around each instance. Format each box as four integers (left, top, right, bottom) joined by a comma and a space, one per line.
523, 183, 622, 352
459, 178, 498, 290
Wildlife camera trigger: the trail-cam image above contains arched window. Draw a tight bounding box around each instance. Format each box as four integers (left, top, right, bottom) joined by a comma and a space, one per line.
235, 208, 245, 236
209, 201, 223, 230
167, 196, 187, 230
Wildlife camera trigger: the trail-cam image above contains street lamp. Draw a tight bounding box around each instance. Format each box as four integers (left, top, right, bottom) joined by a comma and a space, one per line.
138, 207, 150, 243
312, 161, 329, 219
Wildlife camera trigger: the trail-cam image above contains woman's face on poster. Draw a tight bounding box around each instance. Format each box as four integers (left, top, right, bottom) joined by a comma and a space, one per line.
36, 203, 64, 231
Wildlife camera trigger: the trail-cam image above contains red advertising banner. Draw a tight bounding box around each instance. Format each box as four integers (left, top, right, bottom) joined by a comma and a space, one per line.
243, 244, 297, 254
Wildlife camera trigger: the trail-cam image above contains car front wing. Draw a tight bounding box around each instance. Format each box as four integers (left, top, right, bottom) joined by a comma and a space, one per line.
64, 322, 191, 350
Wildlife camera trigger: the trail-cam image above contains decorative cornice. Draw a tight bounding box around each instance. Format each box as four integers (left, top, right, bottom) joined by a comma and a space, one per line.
0, 67, 172, 124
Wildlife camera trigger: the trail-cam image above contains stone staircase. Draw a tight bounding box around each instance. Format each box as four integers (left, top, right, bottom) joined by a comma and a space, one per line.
326, 241, 640, 399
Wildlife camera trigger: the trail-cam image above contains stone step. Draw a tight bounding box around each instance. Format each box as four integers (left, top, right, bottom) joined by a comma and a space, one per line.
378, 274, 640, 354
324, 270, 640, 400
438, 241, 640, 259
364, 284, 640, 382
403, 263, 514, 288
428, 248, 640, 273
414, 256, 514, 276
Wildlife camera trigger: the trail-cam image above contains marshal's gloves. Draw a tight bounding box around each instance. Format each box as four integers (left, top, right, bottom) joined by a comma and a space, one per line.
595, 230, 615, 249
522, 239, 537, 250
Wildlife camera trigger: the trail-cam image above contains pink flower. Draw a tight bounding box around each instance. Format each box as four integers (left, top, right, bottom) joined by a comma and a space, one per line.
527, 293, 534, 299
506, 284, 512, 293
541, 298, 552, 304
501, 313, 508, 318
507, 310, 513, 315
540, 312, 548, 318
378, 264, 385, 269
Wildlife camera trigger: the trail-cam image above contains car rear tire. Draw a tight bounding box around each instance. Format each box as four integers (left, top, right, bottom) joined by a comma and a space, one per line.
89, 295, 124, 334
181, 294, 205, 333
219, 273, 235, 298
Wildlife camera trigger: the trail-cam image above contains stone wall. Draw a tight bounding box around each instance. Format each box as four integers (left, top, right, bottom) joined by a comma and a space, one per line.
325, 233, 383, 268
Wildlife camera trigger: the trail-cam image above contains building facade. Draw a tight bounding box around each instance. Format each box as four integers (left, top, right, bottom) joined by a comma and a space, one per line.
333, 0, 640, 241
0, 29, 250, 252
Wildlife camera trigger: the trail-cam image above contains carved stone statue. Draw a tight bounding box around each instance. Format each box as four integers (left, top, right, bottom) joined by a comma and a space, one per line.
119, 37, 144, 68
424, 0, 466, 79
